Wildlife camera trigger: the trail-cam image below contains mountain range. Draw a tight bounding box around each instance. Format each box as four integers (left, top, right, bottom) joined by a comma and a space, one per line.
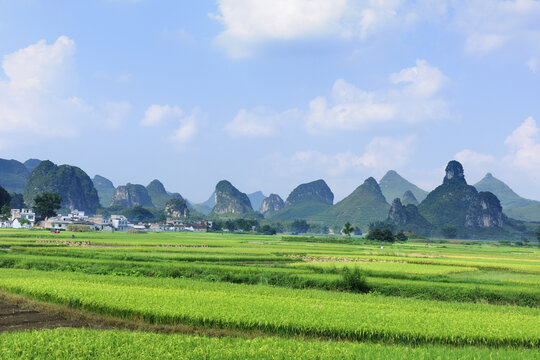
3, 157, 540, 229
474, 173, 540, 222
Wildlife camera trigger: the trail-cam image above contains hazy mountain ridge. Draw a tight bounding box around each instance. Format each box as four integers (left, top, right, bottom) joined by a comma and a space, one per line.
474, 173, 540, 222
379, 170, 428, 204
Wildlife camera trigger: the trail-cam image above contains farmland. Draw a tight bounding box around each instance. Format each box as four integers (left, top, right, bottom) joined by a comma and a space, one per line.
0, 230, 539, 358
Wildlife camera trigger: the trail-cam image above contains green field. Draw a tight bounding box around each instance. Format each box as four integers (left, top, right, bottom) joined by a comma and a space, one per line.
0, 229, 539, 358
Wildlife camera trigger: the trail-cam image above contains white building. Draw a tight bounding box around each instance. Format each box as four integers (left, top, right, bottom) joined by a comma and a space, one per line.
10, 208, 36, 227
110, 215, 129, 231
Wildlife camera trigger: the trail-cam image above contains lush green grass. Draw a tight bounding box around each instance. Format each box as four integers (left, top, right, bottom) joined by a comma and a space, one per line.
288, 260, 477, 275
0, 229, 539, 356
1, 329, 538, 360
0, 268, 538, 347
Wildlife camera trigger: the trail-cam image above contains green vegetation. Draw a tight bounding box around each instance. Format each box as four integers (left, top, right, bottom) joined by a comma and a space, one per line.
379, 170, 428, 203
23, 160, 100, 214
147, 179, 180, 209
111, 183, 154, 208
342, 222, 353, 236
2, 329, 538, 360
33, 193, 62, 220
210, 180, 257, 218
475, 172, 540, 222
320, 177, 389, 227
0, 230, 539, 358
164, 198, 189, 218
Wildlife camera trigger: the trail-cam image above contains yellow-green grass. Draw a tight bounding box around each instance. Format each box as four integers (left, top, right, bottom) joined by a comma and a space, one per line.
0, 268, 538, 347
288, 260, 476, 275
1, 329, 538, 360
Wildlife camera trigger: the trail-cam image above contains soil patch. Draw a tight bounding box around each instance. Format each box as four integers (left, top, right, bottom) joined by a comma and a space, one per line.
0, 300, 88, 333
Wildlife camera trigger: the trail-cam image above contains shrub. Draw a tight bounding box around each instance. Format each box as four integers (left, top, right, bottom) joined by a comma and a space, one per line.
366, 228, 395, 242
67, 225, 91, 232
338, 267, 370, 293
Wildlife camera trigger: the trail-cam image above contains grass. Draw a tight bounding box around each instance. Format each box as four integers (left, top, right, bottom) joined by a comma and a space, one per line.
0, 229, 539, 356
1, 328, 539, 360
0, 268, 538, 347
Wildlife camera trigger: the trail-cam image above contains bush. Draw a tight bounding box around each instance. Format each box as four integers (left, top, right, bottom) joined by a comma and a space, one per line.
441, 225, 458, 239
338, 268, 370, 293
396, 231, 408, 241
126, 229, 147, 234
66, 224, 91, 232
366, 228, 395, 242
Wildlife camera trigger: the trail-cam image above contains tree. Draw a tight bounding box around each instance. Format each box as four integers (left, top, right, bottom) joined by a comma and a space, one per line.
291, 219, 309, 234
259, 224, 277, 235
9, 193, 25, 209
441, 225, 458, 239
342, 222, 354, 237
396, 231, 408, 242
33, 193, 62, 220
123, 206, 155, 222
0, 186, 11, 209
1, 204, 10, 221
366, 228, 395, 242
536, 228, 540, 247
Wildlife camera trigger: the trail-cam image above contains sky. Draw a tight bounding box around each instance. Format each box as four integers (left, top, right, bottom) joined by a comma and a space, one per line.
0, 0, 539, 203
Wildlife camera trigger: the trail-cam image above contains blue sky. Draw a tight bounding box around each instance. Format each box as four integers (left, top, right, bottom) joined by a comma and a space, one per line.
1, 0, 540, 203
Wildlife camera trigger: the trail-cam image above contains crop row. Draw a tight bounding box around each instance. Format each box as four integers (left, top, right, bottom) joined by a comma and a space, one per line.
1, 253, 538, 307
0, 268, 538, 347
1, 328, 538, 360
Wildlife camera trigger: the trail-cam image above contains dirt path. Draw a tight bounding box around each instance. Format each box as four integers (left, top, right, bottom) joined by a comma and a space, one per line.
0, 300, 88, 333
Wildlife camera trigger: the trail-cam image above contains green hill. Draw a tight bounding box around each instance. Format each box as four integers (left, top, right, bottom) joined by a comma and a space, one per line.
111, 184, 154, 208
23, 160, 100, 214
23, 159, 42, 173
474, 173, 540, 222
0, 159, 30, 193
402, 190, 419, 206
379, 170, 428, 204
209, 180, 258, 219
147, 179, 181, 209
248, 191, 266, 212
388, 198, 432, 235
267, 199, 331, 221
285, 179, 333, 206
268, 180, 333, 221
92, 175, 115, 208
418, 161, 509, 238
318, 177, 390, 227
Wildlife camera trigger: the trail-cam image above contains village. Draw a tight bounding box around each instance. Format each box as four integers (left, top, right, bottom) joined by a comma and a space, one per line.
1, 208, 209, 233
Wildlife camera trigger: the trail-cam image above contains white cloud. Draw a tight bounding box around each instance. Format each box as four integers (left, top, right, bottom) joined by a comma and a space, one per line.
225, 107, 300, 137
169, 108, 200, 144
306, 60, 448, 132
282, 135, 416, 177
0, 36, 130, 142
141, 104, 183, 127
2, 35, 75, 91
454, 0, 540, 55
211, 0, 444, 57
0, 36, 86, 136
141, 104, 199, 144
454, 149, 496, 180
504, 116, 540, 172
455, 149, 495, 167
